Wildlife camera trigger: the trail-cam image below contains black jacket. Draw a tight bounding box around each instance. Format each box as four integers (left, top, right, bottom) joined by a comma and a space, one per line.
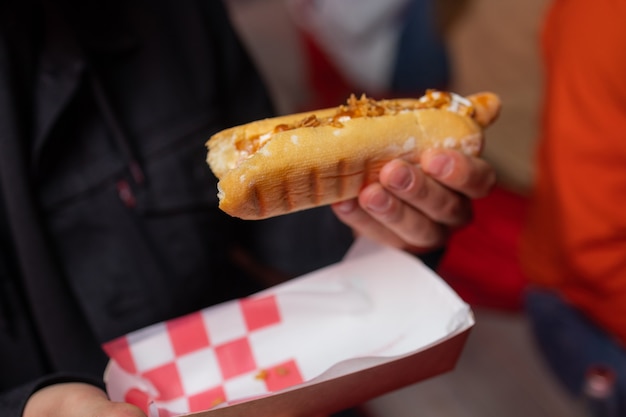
0, 1, 354, 415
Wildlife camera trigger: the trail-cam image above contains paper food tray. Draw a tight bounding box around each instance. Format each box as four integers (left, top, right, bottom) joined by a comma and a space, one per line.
103, 238, 474, 417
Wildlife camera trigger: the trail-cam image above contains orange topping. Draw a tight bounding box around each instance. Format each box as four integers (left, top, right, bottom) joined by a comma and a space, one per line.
235, 90, 474, 156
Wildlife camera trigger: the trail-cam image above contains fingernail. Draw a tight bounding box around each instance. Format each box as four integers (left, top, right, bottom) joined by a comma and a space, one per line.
333, 199, 356, 213
388, 165, 413, 191
425, 154, 453, 178
365, 190, 392, 213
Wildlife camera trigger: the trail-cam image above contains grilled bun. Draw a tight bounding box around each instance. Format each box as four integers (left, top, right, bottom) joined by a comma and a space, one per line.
206, 90, 501, 220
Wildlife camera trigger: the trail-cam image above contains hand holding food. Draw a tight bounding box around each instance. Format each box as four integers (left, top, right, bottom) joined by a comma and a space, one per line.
206, 90, 501, 220
332, 149, 497, 251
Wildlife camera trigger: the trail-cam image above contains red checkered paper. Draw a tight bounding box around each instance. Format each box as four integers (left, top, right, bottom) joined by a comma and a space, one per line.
103, 295, 307, 416
103, 238, 474, 417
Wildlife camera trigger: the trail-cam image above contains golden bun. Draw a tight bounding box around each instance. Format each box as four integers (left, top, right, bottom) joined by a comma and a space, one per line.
206, 90, 501, 220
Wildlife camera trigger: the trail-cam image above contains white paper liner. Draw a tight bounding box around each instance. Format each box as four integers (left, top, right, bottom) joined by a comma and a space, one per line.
104, 238, 474, 417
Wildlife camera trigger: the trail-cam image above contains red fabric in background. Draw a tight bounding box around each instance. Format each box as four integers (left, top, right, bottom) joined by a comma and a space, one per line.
437, 186, 529, 311
298, 29, 356, 111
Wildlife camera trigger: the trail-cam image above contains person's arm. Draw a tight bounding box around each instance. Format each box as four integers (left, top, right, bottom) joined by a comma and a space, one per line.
332, 149, 496, 253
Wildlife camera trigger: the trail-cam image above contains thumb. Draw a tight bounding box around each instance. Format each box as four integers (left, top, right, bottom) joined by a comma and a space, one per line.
24, 382, 147, 417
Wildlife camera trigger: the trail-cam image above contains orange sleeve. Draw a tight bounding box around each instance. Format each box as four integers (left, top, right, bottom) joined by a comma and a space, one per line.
520, 0, 626, 344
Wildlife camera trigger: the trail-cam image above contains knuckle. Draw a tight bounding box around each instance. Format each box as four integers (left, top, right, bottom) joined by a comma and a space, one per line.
410, 171, 430, 200
404, 221, 447, 248
444, 197, 473, 226
465, 160, 497, 198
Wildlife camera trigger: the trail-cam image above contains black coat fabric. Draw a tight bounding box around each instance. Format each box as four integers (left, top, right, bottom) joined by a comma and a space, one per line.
0, 1, 355, 415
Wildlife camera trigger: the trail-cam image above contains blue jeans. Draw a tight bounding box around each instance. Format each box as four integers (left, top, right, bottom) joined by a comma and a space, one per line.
525, 289, 626, 414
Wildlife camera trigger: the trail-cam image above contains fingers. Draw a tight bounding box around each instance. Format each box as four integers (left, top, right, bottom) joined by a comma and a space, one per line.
97, 401, 147, 417
378, 158, 473, 227
332, 184, 450, 251
24, 383, 147, 417
332, 197, 441, 250
420, 149, 496, 198
332, 150, 496, 252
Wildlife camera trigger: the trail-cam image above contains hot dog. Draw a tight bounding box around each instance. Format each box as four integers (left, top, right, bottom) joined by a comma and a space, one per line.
206, 90, 501, 220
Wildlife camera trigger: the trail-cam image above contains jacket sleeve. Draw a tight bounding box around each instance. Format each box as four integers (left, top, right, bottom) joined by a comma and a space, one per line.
203, 0, 277, 126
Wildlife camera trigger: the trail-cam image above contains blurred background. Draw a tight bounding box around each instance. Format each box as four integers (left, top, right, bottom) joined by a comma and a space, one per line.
224, 0, 587, 415
226, 0, 546, 193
